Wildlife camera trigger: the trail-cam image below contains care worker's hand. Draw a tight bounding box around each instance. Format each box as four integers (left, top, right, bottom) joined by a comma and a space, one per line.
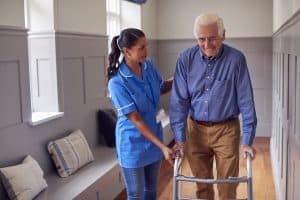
161, 145, 174, 166
241, 144, 256, 160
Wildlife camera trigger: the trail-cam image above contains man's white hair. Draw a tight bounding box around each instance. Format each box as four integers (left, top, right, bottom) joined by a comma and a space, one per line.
193, 12, 225, 38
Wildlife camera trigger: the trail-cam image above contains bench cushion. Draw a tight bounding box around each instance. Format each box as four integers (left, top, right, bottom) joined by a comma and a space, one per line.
48, 130, 94, 177
35, 147, 120, 200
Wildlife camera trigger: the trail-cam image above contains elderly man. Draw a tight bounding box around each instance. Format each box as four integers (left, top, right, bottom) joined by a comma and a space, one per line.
170, 12, 257, 200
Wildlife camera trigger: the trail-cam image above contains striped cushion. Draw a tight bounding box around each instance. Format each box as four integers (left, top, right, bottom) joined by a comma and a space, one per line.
48, 130, 94, 177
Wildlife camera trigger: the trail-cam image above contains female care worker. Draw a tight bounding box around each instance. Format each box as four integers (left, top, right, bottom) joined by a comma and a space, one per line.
107, 28, 173, 200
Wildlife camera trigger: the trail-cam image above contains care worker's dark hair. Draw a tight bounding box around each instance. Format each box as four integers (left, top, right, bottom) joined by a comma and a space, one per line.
107, 28, 145, 81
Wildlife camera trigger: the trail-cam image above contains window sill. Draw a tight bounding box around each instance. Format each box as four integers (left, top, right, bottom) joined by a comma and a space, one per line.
29, 112, 64, 126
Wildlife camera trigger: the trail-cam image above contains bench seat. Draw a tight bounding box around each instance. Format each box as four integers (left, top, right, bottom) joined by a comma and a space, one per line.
36, 146, 124, 200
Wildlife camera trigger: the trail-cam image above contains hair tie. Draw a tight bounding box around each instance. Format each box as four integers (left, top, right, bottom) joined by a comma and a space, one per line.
116, 36, 121, 50
118, 53, 124, 64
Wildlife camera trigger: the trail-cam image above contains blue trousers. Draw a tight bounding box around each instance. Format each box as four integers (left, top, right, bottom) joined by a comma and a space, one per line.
121, 160, 161, 200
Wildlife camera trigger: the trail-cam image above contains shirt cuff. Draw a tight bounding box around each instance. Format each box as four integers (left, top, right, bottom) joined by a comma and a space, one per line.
241, 132, 253, 145
117, 102, 136, 115
174, 132, 186, 143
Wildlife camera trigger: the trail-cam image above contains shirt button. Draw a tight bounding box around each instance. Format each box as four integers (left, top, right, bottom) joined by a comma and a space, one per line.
204, 101, 208, 103
206, 88, 209, 91
204, 112, 207, 115
206, 76, 210, 79
208, 64, 211, 67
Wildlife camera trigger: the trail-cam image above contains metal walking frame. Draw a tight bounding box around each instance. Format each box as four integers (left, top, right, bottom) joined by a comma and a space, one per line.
172, 151, 253, 200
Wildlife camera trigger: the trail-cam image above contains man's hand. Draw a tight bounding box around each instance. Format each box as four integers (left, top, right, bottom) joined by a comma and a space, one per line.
172, 142, 185, 159
241, 144, 256, 160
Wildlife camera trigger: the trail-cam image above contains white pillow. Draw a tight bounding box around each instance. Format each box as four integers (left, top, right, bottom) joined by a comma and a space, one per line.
0, 155, 48, 200
48, 129, 94, 177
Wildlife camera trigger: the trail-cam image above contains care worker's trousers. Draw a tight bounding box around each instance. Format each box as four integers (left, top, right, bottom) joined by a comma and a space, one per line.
121, 160, 161, 200
186, 117, 241, 200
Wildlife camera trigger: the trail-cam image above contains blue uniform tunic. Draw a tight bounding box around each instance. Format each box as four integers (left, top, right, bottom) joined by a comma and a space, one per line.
108, 59, 164, 168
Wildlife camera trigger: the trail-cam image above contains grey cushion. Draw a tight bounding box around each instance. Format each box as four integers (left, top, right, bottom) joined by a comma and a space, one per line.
0, 155, 48, 200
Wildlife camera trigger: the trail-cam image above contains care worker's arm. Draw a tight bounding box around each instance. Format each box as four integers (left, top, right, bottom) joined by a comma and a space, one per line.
126, 111, 173, 165
161, 77, 173, 95
147, 59, 172, 95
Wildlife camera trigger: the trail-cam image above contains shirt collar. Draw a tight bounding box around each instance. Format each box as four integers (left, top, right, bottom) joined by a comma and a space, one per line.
199, 44, 224, 61
119, 60, 148, 79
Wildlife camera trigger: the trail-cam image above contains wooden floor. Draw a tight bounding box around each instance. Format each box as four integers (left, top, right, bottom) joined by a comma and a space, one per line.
115, 137, 275, 200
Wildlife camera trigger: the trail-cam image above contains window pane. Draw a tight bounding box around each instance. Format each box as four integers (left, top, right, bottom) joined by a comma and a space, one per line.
107, 0, 120, 14
107, 0, 120, 52
106, 0, 120, 38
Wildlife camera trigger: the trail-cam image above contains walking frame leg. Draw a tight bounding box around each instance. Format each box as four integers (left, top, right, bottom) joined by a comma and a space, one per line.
173, 177, 178, 200
173, 150, 182, 200
246, 152, 253, 200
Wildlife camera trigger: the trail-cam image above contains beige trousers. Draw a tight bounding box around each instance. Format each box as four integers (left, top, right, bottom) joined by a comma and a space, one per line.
186, 117, 240, 200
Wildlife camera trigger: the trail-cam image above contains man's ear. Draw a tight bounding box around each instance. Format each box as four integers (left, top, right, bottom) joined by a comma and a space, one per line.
221, 30, 226, 41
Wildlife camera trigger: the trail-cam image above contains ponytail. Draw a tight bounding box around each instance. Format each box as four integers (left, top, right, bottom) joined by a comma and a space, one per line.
106, 28, 145, 82
107, 35, 121, 81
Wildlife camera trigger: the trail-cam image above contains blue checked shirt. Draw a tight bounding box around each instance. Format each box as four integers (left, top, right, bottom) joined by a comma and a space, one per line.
170, 44, 257, 145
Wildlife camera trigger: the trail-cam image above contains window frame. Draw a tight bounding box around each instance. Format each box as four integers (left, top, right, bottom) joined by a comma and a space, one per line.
25, 0, 63, 126
106, 0, 121, 50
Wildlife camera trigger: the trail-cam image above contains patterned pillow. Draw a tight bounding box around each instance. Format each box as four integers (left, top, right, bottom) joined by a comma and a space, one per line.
48, 130, 94, 177
0, 155, 48, 200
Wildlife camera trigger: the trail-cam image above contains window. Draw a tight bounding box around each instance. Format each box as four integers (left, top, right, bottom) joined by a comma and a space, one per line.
25, 0, 63, 126
106, 0, 142, 50
106, 0, 121, 49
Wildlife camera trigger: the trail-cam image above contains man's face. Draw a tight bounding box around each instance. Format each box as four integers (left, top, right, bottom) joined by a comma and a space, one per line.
196, 23, 224, 58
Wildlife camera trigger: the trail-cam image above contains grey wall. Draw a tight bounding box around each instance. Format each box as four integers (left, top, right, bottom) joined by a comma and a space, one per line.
0, 26, 110, 177
271, 11, 300, 200
153, 37, 273, 137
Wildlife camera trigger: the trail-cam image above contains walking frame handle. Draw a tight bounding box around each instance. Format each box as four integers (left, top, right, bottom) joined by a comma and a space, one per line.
173, 150, 183, 177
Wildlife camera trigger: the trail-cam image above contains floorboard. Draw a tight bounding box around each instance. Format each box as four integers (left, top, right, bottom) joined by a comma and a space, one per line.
115, 137, 275, 200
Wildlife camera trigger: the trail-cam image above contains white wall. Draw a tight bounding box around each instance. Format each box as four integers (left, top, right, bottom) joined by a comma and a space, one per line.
0, 0, 25, 27
55, 0, 106, 35
1, 0, 107, 34
141, 0, 157, 39
273, 0, 300, 32
155, 0, 273, 39
121, 1, 141, 29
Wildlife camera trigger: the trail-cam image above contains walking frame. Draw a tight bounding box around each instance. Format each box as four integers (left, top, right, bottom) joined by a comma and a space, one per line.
172, 151, 253, 200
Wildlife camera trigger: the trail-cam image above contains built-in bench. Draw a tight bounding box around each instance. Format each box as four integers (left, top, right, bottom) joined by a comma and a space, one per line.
36, 146, 124, 200
36, 115, 172, 200
0, 114, 172, 200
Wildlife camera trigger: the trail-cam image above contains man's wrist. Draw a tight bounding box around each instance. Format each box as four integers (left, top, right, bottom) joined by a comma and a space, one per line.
175, 142, 185, 150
